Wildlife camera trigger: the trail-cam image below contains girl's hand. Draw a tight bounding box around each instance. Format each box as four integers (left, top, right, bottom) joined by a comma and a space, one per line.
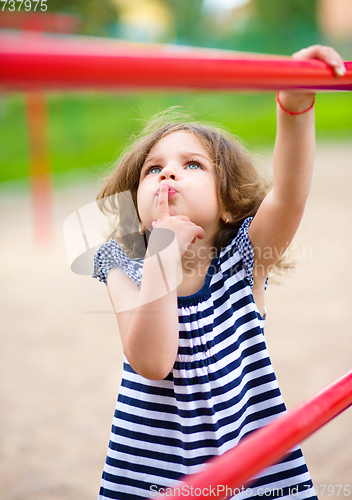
293, 44, 346, 78
150, 181, 204, 259
279, 44, 346, 113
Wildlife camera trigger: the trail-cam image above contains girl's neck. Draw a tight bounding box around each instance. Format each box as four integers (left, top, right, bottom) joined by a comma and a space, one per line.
177, 237, 218, 297
182, 232, 217, 267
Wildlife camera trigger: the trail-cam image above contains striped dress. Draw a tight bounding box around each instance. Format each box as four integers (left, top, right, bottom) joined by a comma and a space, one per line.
93, 218, 317, 500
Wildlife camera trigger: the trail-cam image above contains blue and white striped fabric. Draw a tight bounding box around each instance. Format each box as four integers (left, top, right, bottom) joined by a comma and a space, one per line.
92, 218, 317, 500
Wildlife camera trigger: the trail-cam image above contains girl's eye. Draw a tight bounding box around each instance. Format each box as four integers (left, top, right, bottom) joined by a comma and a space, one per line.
186, 162, 202, 170
146, 166, 162, 175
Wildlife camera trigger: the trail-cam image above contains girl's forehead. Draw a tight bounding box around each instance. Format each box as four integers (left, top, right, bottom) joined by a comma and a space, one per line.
146, 130, 210, 159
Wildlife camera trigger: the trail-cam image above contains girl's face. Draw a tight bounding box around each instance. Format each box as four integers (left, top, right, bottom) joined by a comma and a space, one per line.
137, 131, 223, 234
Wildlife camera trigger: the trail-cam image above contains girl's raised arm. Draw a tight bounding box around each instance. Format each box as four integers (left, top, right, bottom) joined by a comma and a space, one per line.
248, 45, 345, 307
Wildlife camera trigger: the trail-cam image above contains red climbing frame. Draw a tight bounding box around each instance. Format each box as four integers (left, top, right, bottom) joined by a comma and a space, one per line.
1, 29, 351, 494
1, 32, 351, 92
152, 370, 352, 499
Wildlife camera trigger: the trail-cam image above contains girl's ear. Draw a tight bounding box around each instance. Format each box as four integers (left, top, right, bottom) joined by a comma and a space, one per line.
221, 213, 232, 224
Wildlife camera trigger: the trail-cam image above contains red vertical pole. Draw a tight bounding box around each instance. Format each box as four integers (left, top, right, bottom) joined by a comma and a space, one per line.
25, 90, 53, 244
0, 14, 82, 244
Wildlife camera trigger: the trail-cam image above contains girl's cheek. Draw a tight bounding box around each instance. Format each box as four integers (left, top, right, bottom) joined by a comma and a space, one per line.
137, 182, 158, 221
136, 193, 145, 222
137, 199, 153, 228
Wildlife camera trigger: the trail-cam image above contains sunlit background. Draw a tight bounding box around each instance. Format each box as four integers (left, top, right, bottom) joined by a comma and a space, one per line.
0, 2, 352, 500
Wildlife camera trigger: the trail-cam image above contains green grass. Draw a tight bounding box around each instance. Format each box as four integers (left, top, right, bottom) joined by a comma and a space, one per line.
0, 91, 351, 184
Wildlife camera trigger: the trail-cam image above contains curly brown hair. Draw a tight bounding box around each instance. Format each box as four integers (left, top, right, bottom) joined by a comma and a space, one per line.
96, 109, 272, 259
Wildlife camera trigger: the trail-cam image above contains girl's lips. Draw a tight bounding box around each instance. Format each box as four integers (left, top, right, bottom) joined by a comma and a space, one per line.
156, 187, 178, 198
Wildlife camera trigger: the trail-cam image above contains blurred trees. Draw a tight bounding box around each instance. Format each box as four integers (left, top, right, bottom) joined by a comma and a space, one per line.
244, 0, 320, 53
46, 0, 119, 36
162, 0, 204, 45
1, 0, 323, 52
160, 0, 321, 54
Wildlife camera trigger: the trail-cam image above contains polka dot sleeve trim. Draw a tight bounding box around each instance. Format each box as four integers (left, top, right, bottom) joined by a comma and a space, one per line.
92, 240, 143, 287
234, 217, 269, 290
234, 217, 255, 288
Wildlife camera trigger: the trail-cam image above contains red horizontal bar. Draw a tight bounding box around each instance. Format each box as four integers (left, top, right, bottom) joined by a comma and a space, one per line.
1, 33, 351, 92
155, 370, 352, 499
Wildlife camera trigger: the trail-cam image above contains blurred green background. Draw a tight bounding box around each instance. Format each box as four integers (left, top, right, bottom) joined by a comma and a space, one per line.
1, 0, 351, 186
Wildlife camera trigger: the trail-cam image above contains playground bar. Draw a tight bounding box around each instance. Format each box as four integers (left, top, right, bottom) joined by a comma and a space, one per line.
154, 370, 352, 499
1, 32, 352, 92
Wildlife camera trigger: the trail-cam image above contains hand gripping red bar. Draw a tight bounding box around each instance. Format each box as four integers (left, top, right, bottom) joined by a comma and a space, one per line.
0, 33, 351, 92
153, 370, 352, 499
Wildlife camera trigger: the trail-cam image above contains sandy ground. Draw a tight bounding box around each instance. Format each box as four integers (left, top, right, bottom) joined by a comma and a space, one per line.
0, 141, 351, 500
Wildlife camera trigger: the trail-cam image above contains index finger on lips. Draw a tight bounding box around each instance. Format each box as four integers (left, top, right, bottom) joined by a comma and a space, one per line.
157, 182, 170, 220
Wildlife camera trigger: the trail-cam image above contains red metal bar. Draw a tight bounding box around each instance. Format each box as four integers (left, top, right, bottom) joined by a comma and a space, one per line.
155, 370, 352, 499
0, 32, 351, 92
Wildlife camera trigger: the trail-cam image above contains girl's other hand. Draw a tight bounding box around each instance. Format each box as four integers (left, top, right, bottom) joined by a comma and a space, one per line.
278, 45, 345, 113
292, 44, 346, 77
150, 181, 204, 259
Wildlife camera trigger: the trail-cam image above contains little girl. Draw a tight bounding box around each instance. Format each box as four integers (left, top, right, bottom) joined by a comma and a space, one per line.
93, 45, 346, 499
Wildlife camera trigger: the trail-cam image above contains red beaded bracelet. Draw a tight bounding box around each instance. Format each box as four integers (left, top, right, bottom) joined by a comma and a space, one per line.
276, 91, 315, 115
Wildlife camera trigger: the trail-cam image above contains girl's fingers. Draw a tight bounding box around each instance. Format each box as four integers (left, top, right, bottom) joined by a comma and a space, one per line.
197, 226, 205, 240
191, 225, 205, 241
152, 210, 205, 247
293, 45, 346, 77
327, 52, 346, 76
153, 215, 190, 228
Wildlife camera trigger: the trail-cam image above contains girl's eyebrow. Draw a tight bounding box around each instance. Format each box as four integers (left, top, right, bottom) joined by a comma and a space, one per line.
142, 156, 159, 167
143, 151, 211, 167
185, 152, 211, 162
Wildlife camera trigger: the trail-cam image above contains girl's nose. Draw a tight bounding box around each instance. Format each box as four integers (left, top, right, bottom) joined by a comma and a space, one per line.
159, 166, 177, 181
